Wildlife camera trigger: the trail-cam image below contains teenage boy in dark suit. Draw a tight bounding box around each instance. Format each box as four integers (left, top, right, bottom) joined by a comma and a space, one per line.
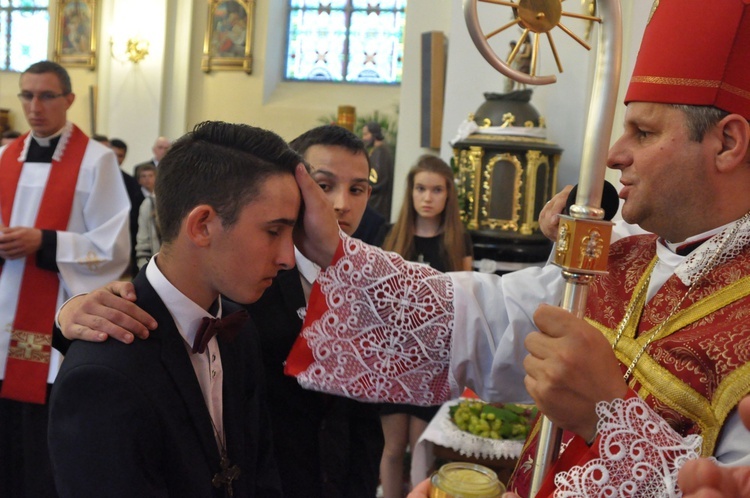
48, 121, 303, 497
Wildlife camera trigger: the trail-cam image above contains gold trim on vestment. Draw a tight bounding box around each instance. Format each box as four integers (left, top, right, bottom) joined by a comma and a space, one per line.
587, 258, 750, 456
713, 362, 750, 433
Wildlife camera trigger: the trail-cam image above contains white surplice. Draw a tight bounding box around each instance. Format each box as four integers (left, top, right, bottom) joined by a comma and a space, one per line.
0, 123, 131, 384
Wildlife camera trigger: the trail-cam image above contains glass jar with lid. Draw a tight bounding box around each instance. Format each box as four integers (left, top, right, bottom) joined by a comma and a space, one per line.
430, 462, 505, 498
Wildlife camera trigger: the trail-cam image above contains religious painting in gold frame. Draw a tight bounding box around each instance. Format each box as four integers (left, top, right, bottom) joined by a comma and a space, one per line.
202, 0, 254, 73
53, 0, 97, 70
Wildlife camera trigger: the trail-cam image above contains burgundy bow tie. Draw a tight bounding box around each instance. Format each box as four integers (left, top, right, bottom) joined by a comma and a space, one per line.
191, 309, 249, 354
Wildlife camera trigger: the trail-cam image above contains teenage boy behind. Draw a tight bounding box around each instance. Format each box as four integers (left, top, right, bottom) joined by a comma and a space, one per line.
48, 121, 303, 497
248, 125, 384, 498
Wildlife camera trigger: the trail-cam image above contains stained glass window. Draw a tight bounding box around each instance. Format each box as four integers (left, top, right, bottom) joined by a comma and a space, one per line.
1, 0, 49, 72
285, 0, 406, 84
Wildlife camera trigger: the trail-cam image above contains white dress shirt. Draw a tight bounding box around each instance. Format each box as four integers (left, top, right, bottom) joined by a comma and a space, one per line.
145, 256, 226, 450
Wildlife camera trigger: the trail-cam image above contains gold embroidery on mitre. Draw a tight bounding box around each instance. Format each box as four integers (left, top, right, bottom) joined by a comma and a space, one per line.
77, 251, 104, 271
630, 76, 721, 89
369, 168, 378, 184
8, 329, 52, 364
721, 82, 750, 102
630, 77, 750, 103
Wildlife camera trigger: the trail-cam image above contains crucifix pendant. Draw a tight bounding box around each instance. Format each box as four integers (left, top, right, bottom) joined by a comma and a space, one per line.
212, 453, 241, 497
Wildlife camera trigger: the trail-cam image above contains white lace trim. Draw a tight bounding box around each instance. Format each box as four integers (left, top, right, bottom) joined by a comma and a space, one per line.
675, 213, 750, 285
296, 234, 455, 405
554, 397, 703, 498
17, 121, 73, 163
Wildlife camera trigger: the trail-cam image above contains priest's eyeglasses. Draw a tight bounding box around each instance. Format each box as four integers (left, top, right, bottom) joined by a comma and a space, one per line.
17, 92, 68, 103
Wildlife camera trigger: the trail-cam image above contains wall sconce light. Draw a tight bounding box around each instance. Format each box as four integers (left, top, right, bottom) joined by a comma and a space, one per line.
110, 36, 150, 64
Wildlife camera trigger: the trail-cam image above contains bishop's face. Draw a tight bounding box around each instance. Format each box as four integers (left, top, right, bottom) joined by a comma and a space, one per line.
607, 102, 715, 243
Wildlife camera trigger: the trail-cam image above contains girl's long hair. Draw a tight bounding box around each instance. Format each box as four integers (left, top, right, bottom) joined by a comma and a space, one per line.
382, 154, 467, 271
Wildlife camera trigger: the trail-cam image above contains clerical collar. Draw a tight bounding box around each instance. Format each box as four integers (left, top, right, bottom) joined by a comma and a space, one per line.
294, 247, 320, 285
660, 224, 730, 256
31, 128, 65, 147
17, 121, 73, 163
27, 135, 62, 163
662, 213, 750, 287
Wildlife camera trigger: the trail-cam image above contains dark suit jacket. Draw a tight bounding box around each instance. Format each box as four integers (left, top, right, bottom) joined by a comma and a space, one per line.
121, 170, 145, 275
48, 272, 281, 498
352, 205, 387, 247
245, 268, 384, 498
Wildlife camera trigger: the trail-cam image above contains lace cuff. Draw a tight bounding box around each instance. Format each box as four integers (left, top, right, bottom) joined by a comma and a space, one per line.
554, 396, 703, 497
288, 235, 455, 405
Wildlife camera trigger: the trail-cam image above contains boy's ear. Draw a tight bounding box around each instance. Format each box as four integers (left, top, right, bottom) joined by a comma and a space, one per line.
184, 205, 218, 247
715, 114, 750, 173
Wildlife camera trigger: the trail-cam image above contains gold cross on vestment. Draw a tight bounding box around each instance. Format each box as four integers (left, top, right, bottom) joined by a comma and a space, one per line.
77, 251, 104, 271
8, 329, 52, 363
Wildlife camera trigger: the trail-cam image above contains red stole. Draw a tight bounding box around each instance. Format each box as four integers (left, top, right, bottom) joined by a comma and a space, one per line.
0, 126, 88, 404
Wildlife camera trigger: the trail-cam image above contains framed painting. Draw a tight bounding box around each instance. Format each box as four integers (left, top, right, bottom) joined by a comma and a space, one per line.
54, 0, 97, 70
202, 0, 254, 73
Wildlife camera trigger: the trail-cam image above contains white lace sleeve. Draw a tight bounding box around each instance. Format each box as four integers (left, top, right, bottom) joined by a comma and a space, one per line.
554, 397, 703, 498
295, 236, 455, 405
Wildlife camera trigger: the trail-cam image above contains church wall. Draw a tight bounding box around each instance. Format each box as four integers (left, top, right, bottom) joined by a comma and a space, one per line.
0, 0, 403, 172
0, 1, 652, 201
389, 0, 453, 222
184, 0, 401, 145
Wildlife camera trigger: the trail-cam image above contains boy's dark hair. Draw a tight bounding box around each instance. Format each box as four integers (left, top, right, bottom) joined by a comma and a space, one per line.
289, 124, 368, 158
23, 60, 72, 95
110, 138, 127, 151
91, 134, 109, 143
156, 121, 302, 244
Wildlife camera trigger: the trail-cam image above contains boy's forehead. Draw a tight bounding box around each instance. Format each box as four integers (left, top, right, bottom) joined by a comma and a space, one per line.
304, 144, 369, 177
247, 173, 301, 215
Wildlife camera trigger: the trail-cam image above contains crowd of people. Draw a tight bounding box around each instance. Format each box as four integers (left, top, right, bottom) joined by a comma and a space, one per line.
2, 0, 750, 496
